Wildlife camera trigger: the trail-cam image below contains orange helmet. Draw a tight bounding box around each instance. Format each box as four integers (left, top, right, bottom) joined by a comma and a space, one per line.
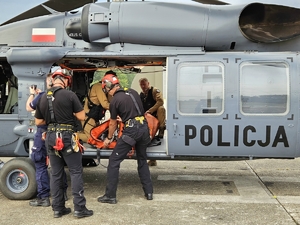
101, 74, 119, 93
52, 69, 73, 87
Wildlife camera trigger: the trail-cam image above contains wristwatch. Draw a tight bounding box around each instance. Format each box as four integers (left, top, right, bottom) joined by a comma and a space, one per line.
30, 94, 35, 96
107, 137, 112, 140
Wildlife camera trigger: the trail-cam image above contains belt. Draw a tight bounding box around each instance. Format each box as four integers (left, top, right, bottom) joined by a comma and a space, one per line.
47, 123, 74, 132
125, 116, 145, 127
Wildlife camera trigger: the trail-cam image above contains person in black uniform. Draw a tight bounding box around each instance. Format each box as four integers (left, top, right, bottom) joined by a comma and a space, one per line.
97, 74, 153, 204
35, 69, 93, 218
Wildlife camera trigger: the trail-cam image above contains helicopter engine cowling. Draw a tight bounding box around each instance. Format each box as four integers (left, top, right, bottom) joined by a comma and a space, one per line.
239, 3, 300, 43
80, 1, 300, 50
81, 2, 209, 47
81, 3, 109, 42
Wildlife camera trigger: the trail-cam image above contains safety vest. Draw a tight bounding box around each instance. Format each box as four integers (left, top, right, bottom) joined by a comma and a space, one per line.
140, 87, 156, 113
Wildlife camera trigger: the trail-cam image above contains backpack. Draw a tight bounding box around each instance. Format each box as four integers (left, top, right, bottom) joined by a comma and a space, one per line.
86, 104, 105, 122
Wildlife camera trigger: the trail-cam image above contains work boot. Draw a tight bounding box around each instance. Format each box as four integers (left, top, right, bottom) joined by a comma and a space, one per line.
148, 160, 157, 166
158, 126, 165, 139
97, 195, 117, 204
74, 206, 93, 218
53, 207, 71, 218
145, 193, 153, 200
29, 197, 50, 207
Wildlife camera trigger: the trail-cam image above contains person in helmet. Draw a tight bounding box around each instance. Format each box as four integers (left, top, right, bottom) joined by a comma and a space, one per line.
97, 74, 153, 204
51, 68, 73, 88
35, 68, 93, 218
77, 71, 114, 143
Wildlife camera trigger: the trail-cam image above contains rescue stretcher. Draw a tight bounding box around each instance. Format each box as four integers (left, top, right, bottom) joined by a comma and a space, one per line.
87, 114, 160, 156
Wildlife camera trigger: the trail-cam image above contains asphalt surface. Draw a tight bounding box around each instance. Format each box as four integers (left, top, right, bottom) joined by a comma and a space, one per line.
1, 157, 300, 225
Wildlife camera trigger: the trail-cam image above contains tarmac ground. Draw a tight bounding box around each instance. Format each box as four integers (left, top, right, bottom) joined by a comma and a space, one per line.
1, 157, 300, 225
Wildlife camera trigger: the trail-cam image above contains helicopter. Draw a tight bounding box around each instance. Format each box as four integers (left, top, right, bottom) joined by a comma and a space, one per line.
0, 0, 300, 200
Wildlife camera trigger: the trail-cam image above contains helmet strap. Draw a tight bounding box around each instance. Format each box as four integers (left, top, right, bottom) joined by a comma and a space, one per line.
55, 76, 66, 88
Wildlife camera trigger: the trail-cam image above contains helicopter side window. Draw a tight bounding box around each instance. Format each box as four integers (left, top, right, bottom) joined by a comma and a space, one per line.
0, 75, 18, 114
177, 62, 224, 115
0, 75, 8, 114
240, 62, 289, 115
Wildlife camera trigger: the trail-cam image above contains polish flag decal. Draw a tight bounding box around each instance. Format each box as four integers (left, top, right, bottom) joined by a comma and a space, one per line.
32, 28, 56, 42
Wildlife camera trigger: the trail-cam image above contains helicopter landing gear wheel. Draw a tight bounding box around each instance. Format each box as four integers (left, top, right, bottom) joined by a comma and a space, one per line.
0, 157, 37, 200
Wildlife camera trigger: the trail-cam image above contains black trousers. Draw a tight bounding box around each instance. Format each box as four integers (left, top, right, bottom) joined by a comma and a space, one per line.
105, 122, 153, 198
47, 132, 86, 211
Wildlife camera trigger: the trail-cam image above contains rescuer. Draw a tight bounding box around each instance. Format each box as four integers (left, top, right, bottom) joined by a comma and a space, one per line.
97, 74, 153, 204
35, 69, 93, 218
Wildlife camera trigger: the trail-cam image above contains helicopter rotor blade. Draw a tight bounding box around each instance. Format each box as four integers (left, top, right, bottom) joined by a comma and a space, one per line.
1, 0, 95, 26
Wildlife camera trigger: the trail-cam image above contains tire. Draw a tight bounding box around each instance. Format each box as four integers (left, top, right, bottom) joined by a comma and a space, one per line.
0, 157, 37, 200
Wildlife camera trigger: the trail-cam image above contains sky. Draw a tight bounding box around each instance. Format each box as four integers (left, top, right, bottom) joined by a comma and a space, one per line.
0, 0, 297, 25
0, 0, 43, 24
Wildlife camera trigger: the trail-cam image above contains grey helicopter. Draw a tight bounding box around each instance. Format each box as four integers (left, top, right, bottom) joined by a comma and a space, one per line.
0, 0, 299, 200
